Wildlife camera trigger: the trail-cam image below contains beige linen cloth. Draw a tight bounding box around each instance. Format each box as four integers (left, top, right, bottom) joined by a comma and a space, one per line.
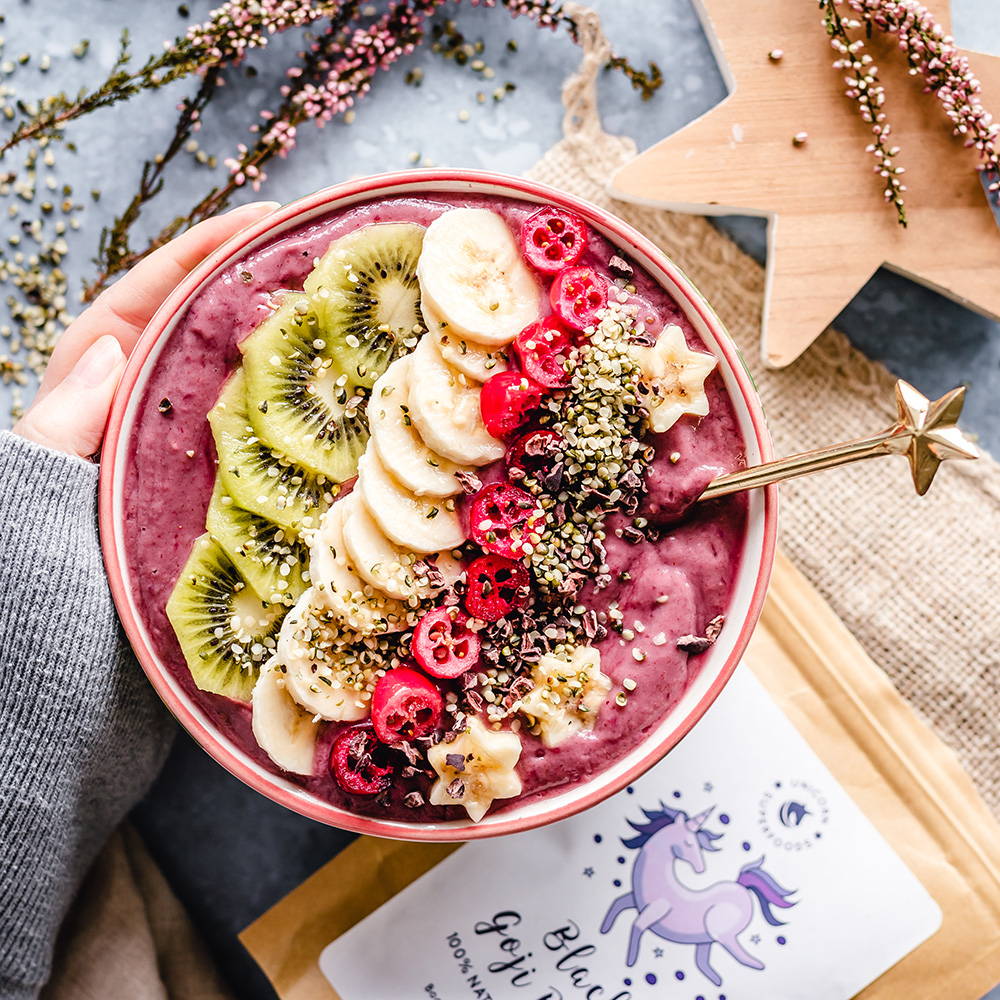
42, 5, 999, 996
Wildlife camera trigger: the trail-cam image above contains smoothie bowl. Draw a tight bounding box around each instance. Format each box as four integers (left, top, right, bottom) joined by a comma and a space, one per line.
100, 170, 776, 840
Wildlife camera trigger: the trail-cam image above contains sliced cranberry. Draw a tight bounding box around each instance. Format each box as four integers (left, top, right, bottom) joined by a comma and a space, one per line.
330, 725, 393, 796
469, 482, 544, 558
520, 207, 589, 274
480, 371, 545, 439
507, 428, 564, 482
513, 316, 576, 389
412, 606, 481, 679
550, 266, 608, 331
464, 554, 531, 622
371, 667, 443, 745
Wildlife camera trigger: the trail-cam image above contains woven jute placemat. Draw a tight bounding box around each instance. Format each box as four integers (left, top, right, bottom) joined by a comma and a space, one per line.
531, 4, 999, 811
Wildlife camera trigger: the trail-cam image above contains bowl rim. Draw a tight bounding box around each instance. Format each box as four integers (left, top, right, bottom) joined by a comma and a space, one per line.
99, 168, 777, 841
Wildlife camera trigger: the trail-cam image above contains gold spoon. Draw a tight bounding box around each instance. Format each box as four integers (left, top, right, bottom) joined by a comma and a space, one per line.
700, 379, 978, 502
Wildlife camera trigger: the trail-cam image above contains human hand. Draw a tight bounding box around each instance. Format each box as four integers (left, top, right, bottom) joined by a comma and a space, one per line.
13, 200, 279, 459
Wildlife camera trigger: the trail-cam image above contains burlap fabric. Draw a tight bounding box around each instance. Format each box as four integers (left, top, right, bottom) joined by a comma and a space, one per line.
537, 4, 999, 811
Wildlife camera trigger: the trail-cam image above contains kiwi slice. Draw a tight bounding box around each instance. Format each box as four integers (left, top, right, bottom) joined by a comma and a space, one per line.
205, 480, 310, 607
209, 369, 339, 533
240, 293, 371, 482
166, 534, 284, 703
304, 221, 425, 387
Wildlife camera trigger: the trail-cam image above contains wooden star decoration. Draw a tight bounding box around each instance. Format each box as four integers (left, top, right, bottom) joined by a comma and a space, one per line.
609, 0, 1000, 368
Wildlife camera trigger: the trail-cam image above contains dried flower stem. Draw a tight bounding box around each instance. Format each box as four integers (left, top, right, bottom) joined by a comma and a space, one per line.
821, 0, 1000, 225
93, 68, 224, 281
847, 0, 1000, 192
821, 0, 908, 225
486, 0, 663, 99
0, 0, 344, 155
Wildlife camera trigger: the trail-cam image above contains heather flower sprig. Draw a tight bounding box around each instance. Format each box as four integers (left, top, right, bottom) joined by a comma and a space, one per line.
820, 0, 1000, 225
821, 0, 908, 225
0, 0, 343, 154
87, 0, 447, 296
848, 0, 1000, 194
86, 0, 662, 298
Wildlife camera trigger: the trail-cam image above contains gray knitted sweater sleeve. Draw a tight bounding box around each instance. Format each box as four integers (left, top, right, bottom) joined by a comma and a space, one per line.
0, 430, 175, 1000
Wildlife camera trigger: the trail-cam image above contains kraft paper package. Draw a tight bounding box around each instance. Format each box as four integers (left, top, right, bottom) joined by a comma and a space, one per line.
240, 556, 1000, 1000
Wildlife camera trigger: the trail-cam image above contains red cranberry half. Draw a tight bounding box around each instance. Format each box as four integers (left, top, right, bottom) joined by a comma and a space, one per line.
329, 725, 393, 796
469, 481, 544, 559
550, 266, 608, 331
371, 667, 443, 745
513, 316, 576, 389
520, 207, 589, 274
464, 554, 531, 622
480, 371, 545, 439
412, 606, 481, 679
507, 428, 564, 482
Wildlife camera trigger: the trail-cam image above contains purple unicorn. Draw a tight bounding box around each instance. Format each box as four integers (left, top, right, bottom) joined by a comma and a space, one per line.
600, 803, 796, 987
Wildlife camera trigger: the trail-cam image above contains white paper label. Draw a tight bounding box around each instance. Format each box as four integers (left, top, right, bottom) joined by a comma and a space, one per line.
320, 666, 941, 1000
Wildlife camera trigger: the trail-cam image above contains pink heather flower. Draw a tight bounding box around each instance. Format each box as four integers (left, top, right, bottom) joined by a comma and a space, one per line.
470, 0, 563, 31
823, 3, 909, 222
844, 0, 1000, 193
186, 0, 344, 66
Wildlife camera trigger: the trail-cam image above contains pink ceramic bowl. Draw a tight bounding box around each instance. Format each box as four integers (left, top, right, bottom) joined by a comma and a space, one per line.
99, 169, 777, 841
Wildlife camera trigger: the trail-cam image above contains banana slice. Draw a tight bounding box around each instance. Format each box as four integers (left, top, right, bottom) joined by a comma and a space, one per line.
631, 325, 717, 433
251, 657, 319, 775
407, 336, 505, 466
277, 590, 374, 721
427, 718, 523, 823
343, 497, 462, 601
517, 645, 612, 748
417, 208, 541, 348
368, 354, 470, 497
310, 496, 417, 634
356, 448, 466, 554
422, 299, 510, 382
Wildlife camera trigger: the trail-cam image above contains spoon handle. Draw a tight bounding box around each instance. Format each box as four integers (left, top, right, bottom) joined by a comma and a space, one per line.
698, 380, 977, 503
699, 432, 893, 501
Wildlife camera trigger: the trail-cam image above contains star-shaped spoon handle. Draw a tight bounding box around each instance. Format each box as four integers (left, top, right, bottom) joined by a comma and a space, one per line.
700, 380, 978, 502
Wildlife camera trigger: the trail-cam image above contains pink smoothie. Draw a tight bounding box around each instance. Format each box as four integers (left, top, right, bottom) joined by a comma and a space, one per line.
122, 192, 748, 822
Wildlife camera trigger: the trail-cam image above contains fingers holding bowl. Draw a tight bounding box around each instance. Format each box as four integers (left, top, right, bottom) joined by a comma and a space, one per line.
35, 201, 280, 404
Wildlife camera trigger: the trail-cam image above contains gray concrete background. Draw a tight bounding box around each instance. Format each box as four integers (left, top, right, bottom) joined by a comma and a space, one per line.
1, 1, 997, 997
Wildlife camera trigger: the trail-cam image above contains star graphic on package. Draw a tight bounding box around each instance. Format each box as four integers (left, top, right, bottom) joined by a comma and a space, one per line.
703, 781, 714, 793
611, 0, 1000, 368
653, 947, 664, 958
751, 934, 761, 945
582, 867, 595, 878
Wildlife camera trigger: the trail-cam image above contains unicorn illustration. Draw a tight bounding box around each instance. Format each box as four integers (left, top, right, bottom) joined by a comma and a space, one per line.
600, 803, 796, 987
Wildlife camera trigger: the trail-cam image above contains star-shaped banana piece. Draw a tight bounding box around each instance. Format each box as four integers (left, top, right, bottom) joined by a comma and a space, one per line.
631, 325, 717, 433
427, 718, 522, 823
518, 645, 612, 748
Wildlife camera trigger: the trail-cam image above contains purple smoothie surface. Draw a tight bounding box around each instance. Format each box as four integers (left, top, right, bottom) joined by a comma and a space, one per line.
122, 192, 748, 822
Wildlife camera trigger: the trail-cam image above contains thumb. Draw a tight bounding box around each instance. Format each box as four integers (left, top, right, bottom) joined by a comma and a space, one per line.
15, 335, 127, 459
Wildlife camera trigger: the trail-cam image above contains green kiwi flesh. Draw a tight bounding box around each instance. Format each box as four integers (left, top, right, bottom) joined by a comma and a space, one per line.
209, 369, 339, 533
240, 293, 370, 482
205, 480, 310, 607
165, 533, 284, 703
304, 221, 425, 387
